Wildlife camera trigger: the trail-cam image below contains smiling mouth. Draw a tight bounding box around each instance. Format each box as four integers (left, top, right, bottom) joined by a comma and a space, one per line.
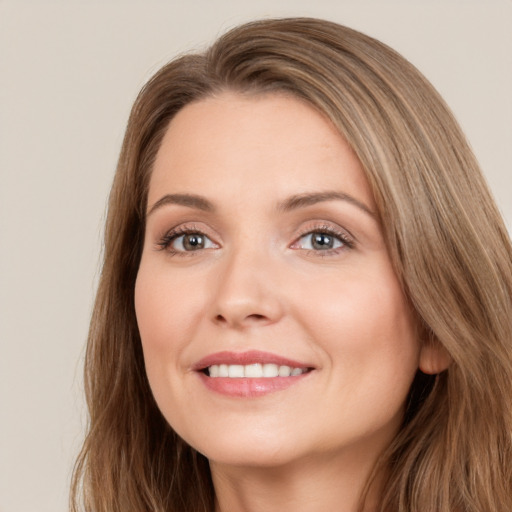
194, 350, 314, 380
206, 363, 311, 378
194, 351, 314, 397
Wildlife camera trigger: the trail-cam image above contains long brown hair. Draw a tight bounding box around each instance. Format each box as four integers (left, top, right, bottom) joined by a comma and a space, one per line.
71, 18, 512, 512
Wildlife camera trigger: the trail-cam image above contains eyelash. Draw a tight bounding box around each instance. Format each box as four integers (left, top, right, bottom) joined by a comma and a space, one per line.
293, 224, 354, 255
156, 225, 213, 255
156, 223, 354, 256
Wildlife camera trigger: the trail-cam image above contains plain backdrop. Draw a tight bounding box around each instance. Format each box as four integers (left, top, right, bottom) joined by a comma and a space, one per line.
0, 1, 510, 511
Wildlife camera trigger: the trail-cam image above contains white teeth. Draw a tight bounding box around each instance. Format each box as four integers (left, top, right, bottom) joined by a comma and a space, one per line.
245, 363, 263, 377
207, 363, 307, 378
262, 363, 279, 377
228, 364, 244, 378
279, 365, 291, 377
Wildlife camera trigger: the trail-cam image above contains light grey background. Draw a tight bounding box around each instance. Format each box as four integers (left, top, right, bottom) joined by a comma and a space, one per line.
1, 1, 510, 511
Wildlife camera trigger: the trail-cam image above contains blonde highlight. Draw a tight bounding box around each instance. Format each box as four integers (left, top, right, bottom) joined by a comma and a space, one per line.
71, 18, 512, 512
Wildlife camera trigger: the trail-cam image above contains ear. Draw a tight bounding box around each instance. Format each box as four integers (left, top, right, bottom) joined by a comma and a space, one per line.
419, 336, 452, 375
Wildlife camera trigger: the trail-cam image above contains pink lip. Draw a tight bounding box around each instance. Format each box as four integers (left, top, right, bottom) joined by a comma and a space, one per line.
192, 350, 314, 398
192, 350, 311, 371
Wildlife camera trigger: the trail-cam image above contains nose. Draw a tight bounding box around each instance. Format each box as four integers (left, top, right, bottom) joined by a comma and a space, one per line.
210, 248, 285, 329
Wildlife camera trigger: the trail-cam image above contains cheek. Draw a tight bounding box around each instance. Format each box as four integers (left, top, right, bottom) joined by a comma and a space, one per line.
134, 263, 198, 413
296, 265, 420, 390
135, 271, 173, 355
134, 264, 202, 425
134, 263, 205, 355
299, 263, 416, 338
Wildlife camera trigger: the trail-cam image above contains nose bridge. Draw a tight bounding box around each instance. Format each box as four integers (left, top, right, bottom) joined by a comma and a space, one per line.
211, 240, 283, 328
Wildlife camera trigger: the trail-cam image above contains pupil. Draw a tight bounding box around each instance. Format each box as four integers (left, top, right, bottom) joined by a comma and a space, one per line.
184, 234, 204, 250
312, 233, 333, 250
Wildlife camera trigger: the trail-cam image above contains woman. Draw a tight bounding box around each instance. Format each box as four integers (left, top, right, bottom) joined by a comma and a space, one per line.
71, 18, 512, 512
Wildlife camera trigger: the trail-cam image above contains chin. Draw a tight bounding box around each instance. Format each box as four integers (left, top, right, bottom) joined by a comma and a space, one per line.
205, 444, 304, 470
178, 423, 307, 469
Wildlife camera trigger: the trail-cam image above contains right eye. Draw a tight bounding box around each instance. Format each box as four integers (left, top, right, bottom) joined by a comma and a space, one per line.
158, 229, 217, 253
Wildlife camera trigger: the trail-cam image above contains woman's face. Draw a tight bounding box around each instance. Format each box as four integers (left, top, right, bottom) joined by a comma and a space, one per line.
135, 92, 422, 469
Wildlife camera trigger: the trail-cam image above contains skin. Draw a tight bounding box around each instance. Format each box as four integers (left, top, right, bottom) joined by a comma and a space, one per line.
135, 92, 438, 512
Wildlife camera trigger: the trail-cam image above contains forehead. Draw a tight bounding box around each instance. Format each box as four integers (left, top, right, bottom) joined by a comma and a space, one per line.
149, 92, 374, 210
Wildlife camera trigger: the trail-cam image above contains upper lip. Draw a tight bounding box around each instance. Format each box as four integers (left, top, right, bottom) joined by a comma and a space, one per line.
192, 350, 313, 371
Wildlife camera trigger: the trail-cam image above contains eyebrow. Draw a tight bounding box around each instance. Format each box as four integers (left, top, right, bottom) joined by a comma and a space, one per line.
147, 190, 376, 219
278, 191, 376, 218
147, 193, 215, 217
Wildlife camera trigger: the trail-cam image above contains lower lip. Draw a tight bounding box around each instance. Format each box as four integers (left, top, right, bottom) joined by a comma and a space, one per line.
197, 372, 311, 397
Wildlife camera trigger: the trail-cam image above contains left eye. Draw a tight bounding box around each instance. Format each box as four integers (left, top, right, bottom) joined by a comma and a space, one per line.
295, 232, 345, 251
171, 232, 215, 252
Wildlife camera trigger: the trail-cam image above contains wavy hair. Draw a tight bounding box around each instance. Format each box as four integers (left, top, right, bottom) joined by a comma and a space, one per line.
71, 18, 512, 512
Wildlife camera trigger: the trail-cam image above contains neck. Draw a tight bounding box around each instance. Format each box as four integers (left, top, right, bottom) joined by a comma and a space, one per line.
211, 451, 384, 512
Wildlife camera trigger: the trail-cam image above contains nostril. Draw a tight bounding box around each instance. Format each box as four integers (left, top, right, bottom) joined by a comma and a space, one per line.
214, 312, 269, 326
247, 314, 266, 321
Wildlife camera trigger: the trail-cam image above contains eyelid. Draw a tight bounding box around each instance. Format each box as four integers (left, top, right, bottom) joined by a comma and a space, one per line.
290, 223, 355, 251
153, 220, 354, 255
155, 223, 219, 254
